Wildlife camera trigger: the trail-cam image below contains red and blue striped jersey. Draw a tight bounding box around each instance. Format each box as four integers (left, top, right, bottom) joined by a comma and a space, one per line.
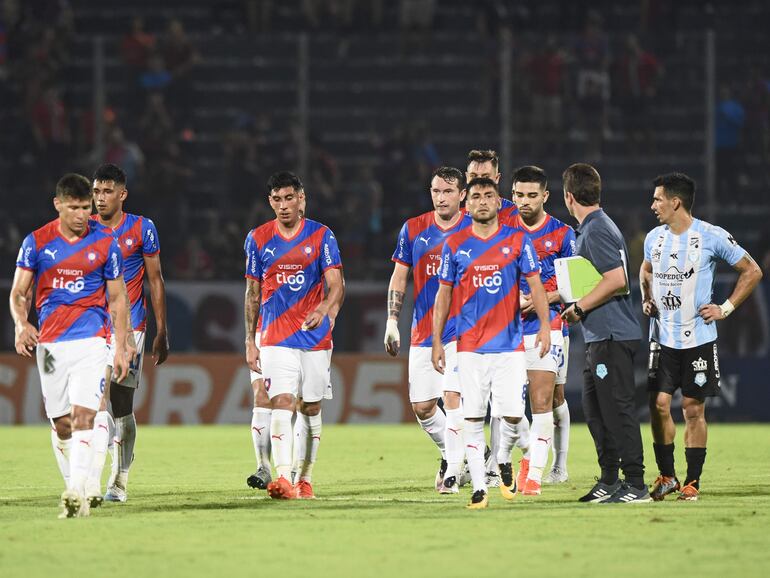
244, 218, 342, 350
392, 211, 472, 346
16, 219, 123, 343
439, 225, 539, 353
91, 213, 159, 332
498, 197, 519, 225
511, 214, 576, 335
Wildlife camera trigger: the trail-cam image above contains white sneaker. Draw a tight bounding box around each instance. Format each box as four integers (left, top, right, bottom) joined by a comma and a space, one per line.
59, 489, 82, 519
457, 461, 471, 488
485, 471, 501, 488
543, 466, 569, 484
104, 473, 128, 503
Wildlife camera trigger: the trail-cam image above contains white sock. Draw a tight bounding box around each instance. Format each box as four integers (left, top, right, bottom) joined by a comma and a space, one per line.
299, 412, 322, 482
496, 418, 519, 465
69, 429, 93, 495
251, 407, 271, 469
270, 409, 294, 479
444, 407, 465, 479
552, 401, 570, 471
87, 411, 111, 494
50, 429, 71, 487
292, 411, 308, 474
487, 416, 500, 471
417, 407, 446, 459
529, 412, 554, 483
515, 417, 531, 459
114, 414, 137, 476
464, 419, 487, 493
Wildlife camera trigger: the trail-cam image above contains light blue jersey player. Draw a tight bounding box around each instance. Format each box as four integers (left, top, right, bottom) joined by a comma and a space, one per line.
640, 173, 762, 502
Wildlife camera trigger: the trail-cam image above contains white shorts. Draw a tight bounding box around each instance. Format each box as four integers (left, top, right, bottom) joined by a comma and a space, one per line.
36, 337, 109, 418
556, 336, 570, 386
107, 331, 146, 388
408, 341, 460, 403
458, 351, 527, 419
249, 332, 263, 383
260, 346, 333, 403
524, 330, 564, 374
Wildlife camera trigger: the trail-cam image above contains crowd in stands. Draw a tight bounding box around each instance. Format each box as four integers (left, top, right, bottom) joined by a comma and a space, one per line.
0, 0, 768, 282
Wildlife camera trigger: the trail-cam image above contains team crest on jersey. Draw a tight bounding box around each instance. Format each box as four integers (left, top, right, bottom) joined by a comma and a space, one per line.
502, 246, 511, 255
88, 252, 97, 261
545, 240, 553, 248
125, 238, 134, 247
304, 245, 312, 254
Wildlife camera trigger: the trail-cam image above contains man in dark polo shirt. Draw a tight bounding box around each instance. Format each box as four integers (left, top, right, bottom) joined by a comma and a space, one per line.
560, 163, 651, 503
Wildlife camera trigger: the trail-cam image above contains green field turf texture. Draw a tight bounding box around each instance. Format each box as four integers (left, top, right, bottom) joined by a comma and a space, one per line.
1, 424, 768, 578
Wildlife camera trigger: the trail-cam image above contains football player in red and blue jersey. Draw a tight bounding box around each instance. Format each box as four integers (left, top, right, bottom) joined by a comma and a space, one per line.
511, 166, 576, 493
91, 163, 169, 504
465, 149, 529, 486
384, 167, 470, 493
432, 177, 551, 509
10, 173, 133, 518
244, 171, 344, 500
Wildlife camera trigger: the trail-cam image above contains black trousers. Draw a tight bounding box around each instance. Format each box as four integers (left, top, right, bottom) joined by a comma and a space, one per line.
582, 340, 645, 481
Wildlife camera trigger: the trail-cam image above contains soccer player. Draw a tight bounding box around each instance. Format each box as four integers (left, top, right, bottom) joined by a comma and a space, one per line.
10, 173, 132, 517
244, 171, 343, 500
465, 149, 530, 487
641, 173, 762, 501
91, 164, 169, 503
432, 177, 551, 509
384, 166, 469, 493
510, 166, 576, 494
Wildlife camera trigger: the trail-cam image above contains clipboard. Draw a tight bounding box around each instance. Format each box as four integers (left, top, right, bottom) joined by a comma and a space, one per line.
554, 253, 630, 303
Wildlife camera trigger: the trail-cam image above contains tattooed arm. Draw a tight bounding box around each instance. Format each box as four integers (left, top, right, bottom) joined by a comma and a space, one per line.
244, 277, 262, 372
384, 262, 409, 356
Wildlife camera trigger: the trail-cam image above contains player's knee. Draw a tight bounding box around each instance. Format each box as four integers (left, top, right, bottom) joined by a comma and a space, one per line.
502, 416, 522, 425
53, 415, 72, 439
300, 400, 321, 416
271, 393, 295, 411
682, 401, 705, 423
443, 391, 461, 410
71, 406, 96, 431
412, 400, 437, 420
650, 394, 670, 417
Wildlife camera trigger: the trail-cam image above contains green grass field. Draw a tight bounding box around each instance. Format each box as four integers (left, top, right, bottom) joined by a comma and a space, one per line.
1, 424, 769, 577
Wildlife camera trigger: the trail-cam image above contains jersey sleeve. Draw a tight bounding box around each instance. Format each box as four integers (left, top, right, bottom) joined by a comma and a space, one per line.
16, 234, 38, 271
392, 222, 413, 266
321, 228, 342, 271
519, 234, 540, 277
560, 227, 577, 258
710, 226, 746, 266
584, 225, 624, 274
643, 229, 656, 262
105, 238, 124, 280
244, 231, 262, 280
142, 218, 160, 255
439, 241, 457, 286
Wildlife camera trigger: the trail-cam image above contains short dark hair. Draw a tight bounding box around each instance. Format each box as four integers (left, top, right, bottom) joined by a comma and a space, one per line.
562, 163, 601, 206
55, 173, 92, 200
653, 172, 696, 212
93, 163, 127, 186
431, 166, 465, 190
466, 177, 499, 194
267, 171, 303, 193
512, 165, 548, 190
467, 149, 499, 171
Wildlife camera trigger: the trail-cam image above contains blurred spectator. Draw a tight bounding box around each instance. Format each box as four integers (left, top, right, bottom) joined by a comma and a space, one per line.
140, 52, 172, 94
526, 34, 569, 156
173, 236, 214, 279
29, 84, 71, 179
104, 126, 145, 186
743, 65, 770, 163
161, 18, 200, 125
715, 84, 746, 193
613, 34, 662, 152
121, 16, 155, 70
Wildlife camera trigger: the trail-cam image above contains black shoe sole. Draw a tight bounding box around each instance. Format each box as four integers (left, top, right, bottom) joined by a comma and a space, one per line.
247, 476, 268, 490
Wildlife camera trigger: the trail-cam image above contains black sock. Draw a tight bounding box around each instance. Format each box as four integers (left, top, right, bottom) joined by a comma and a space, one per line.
653, 443, 676, 477
684, 447, 707, 489
625, 476, 645, 490
600, 468, 619, 485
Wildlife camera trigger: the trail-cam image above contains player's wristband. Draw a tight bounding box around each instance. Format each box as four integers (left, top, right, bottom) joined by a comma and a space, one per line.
719, 299, 735, 318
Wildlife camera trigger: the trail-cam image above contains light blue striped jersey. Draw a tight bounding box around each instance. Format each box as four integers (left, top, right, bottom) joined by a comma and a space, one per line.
644, 218, 745, 349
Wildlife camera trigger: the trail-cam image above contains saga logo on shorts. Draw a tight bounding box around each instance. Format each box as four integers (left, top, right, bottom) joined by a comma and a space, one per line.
472, 270, 503, 294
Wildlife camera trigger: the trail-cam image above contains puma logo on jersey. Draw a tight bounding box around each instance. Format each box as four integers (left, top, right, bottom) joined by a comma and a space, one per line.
418, 236, 431, 245
264, 247, 276, 256
44, 248, 58, 260
458, 249, 473, 258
